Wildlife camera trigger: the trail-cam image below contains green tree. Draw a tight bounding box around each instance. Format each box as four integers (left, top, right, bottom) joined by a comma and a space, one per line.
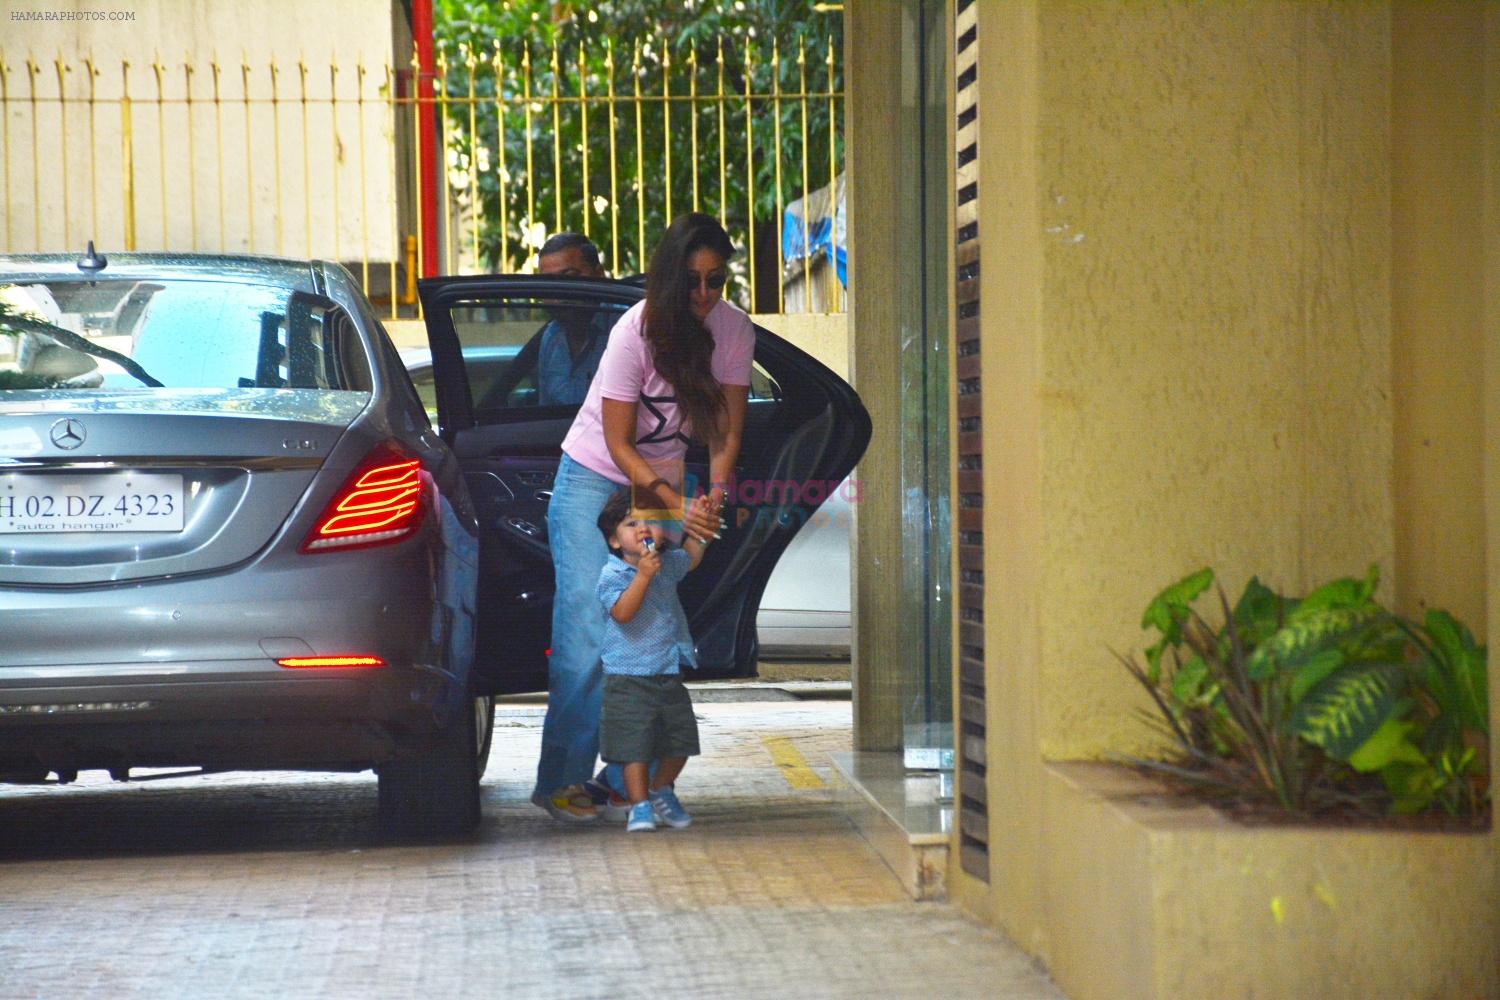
433, 0, 843, 309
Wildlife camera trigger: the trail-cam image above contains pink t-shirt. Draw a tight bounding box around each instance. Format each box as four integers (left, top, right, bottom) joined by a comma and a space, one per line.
561, 298, 755, 484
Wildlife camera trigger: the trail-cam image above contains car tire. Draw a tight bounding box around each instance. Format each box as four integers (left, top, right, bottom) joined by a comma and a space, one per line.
475, 693, 495, 780
376, 694, 481, 838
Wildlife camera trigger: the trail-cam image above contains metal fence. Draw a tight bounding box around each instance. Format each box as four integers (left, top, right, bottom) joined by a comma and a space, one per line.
0, 37, 844, 316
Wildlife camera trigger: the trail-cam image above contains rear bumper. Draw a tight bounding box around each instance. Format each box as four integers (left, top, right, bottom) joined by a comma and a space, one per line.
0, 533, 477, 774
0, 672, 427, 773
0, 662, 455, 774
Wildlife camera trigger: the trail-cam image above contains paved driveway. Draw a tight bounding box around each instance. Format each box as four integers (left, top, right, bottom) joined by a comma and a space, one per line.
0, 698, 1063, 1000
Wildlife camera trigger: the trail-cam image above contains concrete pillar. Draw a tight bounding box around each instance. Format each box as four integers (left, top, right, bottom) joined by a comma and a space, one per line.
845, 0, 906, 750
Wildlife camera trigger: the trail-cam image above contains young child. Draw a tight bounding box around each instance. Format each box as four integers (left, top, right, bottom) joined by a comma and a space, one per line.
594, 487, 713, 832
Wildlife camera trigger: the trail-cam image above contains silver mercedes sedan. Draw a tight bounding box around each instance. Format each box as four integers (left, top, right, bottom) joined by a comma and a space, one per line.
0, 252, 870, 838
0, 252, 487, 837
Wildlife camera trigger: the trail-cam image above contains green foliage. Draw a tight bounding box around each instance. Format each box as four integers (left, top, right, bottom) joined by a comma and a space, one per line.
1117, 567, 1490, 820
1142, 567, 1213, 683
433, 0, 843, 290
1244, 605, 1385, 681
1290, 662, 1405, 759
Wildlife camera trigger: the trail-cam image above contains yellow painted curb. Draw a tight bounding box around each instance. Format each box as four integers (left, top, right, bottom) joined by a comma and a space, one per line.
763, 736, 826, 790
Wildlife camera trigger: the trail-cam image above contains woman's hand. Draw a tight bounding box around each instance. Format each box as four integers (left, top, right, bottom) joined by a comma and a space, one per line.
683, 492, 723, 544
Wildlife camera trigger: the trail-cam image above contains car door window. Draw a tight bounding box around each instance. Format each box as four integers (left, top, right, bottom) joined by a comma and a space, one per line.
749, 361, 781, 402
447, 297, 628, 414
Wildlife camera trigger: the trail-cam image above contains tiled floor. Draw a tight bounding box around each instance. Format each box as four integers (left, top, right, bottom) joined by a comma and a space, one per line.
0, 698, 1064, 1000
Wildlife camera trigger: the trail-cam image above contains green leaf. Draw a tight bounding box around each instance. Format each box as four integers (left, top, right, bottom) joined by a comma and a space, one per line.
1230, 576, 1286, 648
1290, 564, 1380, 620
1379, 760, 1444, 814
1169, 655, 1211, 707
1287, 647, 1345, 706
1290, 661, 1406, 760
1144, 642, 1165, 686
1141, 568, 1214, 635
1347, 716, 1427, 773
1422, 609, 1489, 736
1245, 605, 1385, 680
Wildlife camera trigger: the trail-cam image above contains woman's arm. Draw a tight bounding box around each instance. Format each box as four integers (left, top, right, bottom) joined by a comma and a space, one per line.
601, 396, 719, 543
601, 397, 677, 504
707, 384, 749, 505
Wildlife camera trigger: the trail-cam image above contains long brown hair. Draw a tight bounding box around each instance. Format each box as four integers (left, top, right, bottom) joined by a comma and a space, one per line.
642, 212, 735, 447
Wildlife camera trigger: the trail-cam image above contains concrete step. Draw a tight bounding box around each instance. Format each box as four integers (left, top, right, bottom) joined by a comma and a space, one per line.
829, 751, 952, 901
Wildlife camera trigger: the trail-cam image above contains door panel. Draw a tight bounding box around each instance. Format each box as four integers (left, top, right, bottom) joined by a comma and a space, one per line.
419, 276, 869, 693
454, 451, 558, 694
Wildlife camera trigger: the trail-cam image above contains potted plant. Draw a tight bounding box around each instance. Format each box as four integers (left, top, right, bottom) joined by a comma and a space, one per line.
1117, 566, 1489, 821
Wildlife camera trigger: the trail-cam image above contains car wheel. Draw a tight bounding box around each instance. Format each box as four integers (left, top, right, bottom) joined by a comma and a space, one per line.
475, 693, 495, 779
376, 695, 481, 838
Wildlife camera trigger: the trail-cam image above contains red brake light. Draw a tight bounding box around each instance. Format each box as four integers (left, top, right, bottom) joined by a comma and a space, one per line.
302, 443, 428, 553
277, 655, 386, 668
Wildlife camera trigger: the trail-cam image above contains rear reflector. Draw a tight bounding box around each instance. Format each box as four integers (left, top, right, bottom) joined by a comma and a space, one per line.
277, 655, 386, 668
303, 442, 428, 552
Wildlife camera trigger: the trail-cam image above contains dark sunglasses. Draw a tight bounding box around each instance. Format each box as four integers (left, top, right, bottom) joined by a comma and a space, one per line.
686, 271, 728, 291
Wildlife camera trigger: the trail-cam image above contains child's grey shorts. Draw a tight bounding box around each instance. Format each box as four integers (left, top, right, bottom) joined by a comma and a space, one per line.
599, 674, 701, 764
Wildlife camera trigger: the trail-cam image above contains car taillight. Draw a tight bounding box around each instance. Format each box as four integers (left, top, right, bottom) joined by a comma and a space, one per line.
277, 655, 386, 668
302, 442, 428, 553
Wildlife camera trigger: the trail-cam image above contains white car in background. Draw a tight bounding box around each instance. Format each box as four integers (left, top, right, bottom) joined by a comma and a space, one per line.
753, 478, 851, 658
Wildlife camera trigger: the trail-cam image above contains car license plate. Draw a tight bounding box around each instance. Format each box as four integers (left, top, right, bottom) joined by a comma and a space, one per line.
0, 473, 185, 534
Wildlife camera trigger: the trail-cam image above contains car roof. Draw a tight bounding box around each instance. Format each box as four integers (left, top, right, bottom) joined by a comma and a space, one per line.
0, 252, 320, 291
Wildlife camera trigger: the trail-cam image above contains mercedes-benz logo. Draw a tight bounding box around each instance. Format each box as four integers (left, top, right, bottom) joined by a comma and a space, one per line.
49, 418, 86, 450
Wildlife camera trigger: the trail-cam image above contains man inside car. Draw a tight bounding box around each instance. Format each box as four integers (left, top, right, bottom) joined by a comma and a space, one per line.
483, 233, 614, 408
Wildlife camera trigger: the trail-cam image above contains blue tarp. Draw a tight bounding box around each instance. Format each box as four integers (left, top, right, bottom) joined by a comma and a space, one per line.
781, 173, 846, 288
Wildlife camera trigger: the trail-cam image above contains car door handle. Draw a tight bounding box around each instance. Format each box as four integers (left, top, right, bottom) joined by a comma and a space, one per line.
534, 489, 553, 502
506, 517, 539, 537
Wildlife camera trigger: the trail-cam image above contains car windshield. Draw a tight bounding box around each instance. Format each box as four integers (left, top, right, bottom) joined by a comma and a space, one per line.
0, 278, 372, 393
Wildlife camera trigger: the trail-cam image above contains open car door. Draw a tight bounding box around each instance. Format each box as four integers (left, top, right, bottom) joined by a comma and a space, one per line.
418, 275, 870, 695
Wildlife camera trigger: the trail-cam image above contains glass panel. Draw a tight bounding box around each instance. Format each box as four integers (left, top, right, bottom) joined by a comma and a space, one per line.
749, 360, 781, 402
0, 279, 371, 394
898, 0, 954, 771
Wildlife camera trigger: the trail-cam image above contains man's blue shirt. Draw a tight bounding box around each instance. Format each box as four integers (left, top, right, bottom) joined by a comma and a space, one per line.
596, 549, 697, 676
536, 310, 612, 406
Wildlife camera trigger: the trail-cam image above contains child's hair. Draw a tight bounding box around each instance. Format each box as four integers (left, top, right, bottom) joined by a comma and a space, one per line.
597, 488, 634, 552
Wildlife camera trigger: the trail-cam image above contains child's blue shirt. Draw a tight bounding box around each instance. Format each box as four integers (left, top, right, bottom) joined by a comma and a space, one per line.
595, 548, 697, 676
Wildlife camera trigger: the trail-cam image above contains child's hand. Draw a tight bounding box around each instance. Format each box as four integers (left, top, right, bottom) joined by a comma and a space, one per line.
637, 547, 662, 579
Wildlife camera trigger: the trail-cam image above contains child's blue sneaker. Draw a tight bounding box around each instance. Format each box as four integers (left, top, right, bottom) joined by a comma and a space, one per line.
626, 800, 657, 832
649, 786, 692, 828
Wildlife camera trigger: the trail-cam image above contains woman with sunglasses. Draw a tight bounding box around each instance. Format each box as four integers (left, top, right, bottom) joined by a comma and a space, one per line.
532, 212, 753, 822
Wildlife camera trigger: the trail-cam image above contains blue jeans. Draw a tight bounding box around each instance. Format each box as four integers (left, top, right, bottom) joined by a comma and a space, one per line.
534, 454, 625, 798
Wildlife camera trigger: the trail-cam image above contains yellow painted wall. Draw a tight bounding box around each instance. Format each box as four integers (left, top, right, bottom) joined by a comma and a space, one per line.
1028, 1, 1394, 762
940, 0, 1498, 986
1483, 4, 1500, 964
1392, 3, 1489, 633
751, 313, 849, 383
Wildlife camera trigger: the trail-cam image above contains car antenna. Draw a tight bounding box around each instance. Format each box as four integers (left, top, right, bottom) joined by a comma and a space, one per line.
76, 241, 108, 274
